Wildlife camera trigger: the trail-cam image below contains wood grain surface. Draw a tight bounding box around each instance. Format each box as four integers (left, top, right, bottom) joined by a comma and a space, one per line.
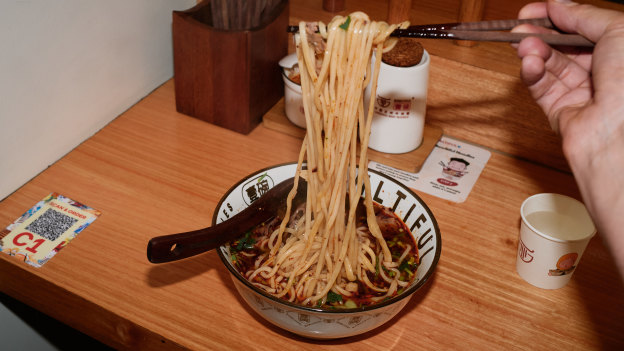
456, 0, 486, 46
387, 0, 413, 23
1, 79, 623, 350
1, 0, 624, 350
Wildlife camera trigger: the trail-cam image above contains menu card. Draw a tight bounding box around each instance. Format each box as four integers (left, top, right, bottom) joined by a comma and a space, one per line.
370, 136, 491, 203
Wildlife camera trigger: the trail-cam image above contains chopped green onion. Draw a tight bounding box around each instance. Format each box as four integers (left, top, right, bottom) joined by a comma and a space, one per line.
344, 299, 357, 309
236, 231, 256, 250
339, 16, 351, 30
327, 291, 343, 303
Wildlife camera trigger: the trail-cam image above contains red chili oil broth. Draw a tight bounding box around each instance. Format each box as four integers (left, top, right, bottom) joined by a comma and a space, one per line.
228, 200, 419, 309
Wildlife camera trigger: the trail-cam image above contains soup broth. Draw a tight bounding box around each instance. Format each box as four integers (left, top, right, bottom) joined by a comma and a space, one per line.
229, 200, 419, 309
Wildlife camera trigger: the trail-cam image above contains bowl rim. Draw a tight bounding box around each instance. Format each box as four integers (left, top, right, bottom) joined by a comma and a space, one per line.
281, 69, 302, 87
215, 162, 441, 314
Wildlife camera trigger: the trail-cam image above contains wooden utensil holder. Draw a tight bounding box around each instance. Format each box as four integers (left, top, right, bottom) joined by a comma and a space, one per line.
172, 0, 289, 134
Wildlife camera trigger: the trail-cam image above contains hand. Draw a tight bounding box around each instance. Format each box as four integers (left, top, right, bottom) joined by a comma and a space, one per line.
514, 0, 624, 277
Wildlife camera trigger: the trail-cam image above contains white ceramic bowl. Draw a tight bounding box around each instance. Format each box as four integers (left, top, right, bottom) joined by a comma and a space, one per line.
280, 53, 306, 128
215, 163, 441, 339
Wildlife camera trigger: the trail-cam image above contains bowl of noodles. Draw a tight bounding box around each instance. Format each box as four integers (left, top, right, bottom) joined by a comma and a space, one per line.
215, 163, 441, 339
217, 12, 440, 339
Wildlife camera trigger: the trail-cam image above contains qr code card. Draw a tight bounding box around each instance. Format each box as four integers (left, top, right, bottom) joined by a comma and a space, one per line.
0, 193, 101, 267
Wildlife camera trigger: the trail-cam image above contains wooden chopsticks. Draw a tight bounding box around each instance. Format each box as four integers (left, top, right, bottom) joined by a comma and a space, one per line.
211, 0, 283, 30
286, 18, 594, 47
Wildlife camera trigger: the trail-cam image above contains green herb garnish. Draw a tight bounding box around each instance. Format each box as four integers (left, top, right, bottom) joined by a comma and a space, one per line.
327, 291, 343, 303
236, 231, 256, 250
339, 16, 351, 30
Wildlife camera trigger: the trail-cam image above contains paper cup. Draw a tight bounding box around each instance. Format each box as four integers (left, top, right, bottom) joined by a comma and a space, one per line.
364, 50, 430, 154
516, 193, 596, 289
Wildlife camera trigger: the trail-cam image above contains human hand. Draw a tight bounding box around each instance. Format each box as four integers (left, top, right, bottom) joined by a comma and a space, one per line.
513, 0, 624, 277
513, 0, 624, 134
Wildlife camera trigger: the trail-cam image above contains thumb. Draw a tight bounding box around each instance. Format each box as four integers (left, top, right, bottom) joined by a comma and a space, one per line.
547, 0, 622, 43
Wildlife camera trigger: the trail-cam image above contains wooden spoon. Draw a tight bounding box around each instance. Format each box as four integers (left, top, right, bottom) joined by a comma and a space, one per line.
147, 177, 307, 263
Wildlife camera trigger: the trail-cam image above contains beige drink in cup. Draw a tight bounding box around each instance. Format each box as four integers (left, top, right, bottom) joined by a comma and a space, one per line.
516, 193, 596, 289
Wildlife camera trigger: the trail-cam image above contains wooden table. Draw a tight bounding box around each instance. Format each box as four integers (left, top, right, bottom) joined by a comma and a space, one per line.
2, 0, 624, 349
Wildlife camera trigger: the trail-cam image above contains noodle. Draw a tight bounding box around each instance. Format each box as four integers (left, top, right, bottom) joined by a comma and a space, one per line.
237, 13, 412, 307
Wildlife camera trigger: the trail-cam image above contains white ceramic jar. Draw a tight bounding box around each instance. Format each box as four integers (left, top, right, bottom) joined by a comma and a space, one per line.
364, 50, 430, 154
280, 53, 306, 128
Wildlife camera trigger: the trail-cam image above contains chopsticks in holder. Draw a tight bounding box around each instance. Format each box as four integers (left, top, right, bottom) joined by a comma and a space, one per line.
286, 18, 594, 47
211, 0, 284, 30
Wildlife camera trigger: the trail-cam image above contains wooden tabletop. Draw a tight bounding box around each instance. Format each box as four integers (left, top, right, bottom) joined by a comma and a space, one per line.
2, 0, 624, 350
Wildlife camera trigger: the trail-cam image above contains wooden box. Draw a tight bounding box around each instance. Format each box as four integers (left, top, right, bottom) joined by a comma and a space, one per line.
172, 0, 289, 134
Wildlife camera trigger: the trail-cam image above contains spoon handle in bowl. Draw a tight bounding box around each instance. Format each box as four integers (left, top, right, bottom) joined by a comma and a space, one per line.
147, 223, 254, 264
146, 177, 303, 263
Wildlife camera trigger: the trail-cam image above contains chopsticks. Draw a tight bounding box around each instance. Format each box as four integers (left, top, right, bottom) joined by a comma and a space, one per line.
286, 18, 594, 47
211, 0, 283, 30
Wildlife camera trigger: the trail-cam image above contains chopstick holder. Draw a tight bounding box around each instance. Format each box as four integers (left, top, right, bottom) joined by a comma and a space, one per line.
173, 0, 290, 134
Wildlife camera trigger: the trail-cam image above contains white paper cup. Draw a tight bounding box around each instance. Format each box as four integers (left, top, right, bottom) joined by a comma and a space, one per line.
364, 50, 430, 154
516, 193, 596, 289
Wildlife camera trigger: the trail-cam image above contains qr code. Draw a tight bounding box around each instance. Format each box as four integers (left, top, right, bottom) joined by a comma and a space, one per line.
25, 208, 78, 241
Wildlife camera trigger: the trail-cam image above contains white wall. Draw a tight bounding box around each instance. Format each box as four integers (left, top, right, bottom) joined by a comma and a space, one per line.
0, 0, 196, 199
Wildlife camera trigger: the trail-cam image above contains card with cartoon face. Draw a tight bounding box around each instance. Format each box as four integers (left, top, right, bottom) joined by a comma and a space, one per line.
370, 136, 491, 203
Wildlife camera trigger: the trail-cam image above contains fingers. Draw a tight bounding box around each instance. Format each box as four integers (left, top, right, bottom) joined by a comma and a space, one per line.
545, 0, 622, 43
543, 0, 624, 105
512, 23, 558, 36
520, 53, 546, 87
517, 1, 622, 42
518, 2, 548, 20
516, 35, 592, 132
514, 0, 624, 144
511, 23, 559, 51
512, 20, 593, 70
516, 35, 551, 61
518, 36, 590, 90
520, 55, 590, 133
